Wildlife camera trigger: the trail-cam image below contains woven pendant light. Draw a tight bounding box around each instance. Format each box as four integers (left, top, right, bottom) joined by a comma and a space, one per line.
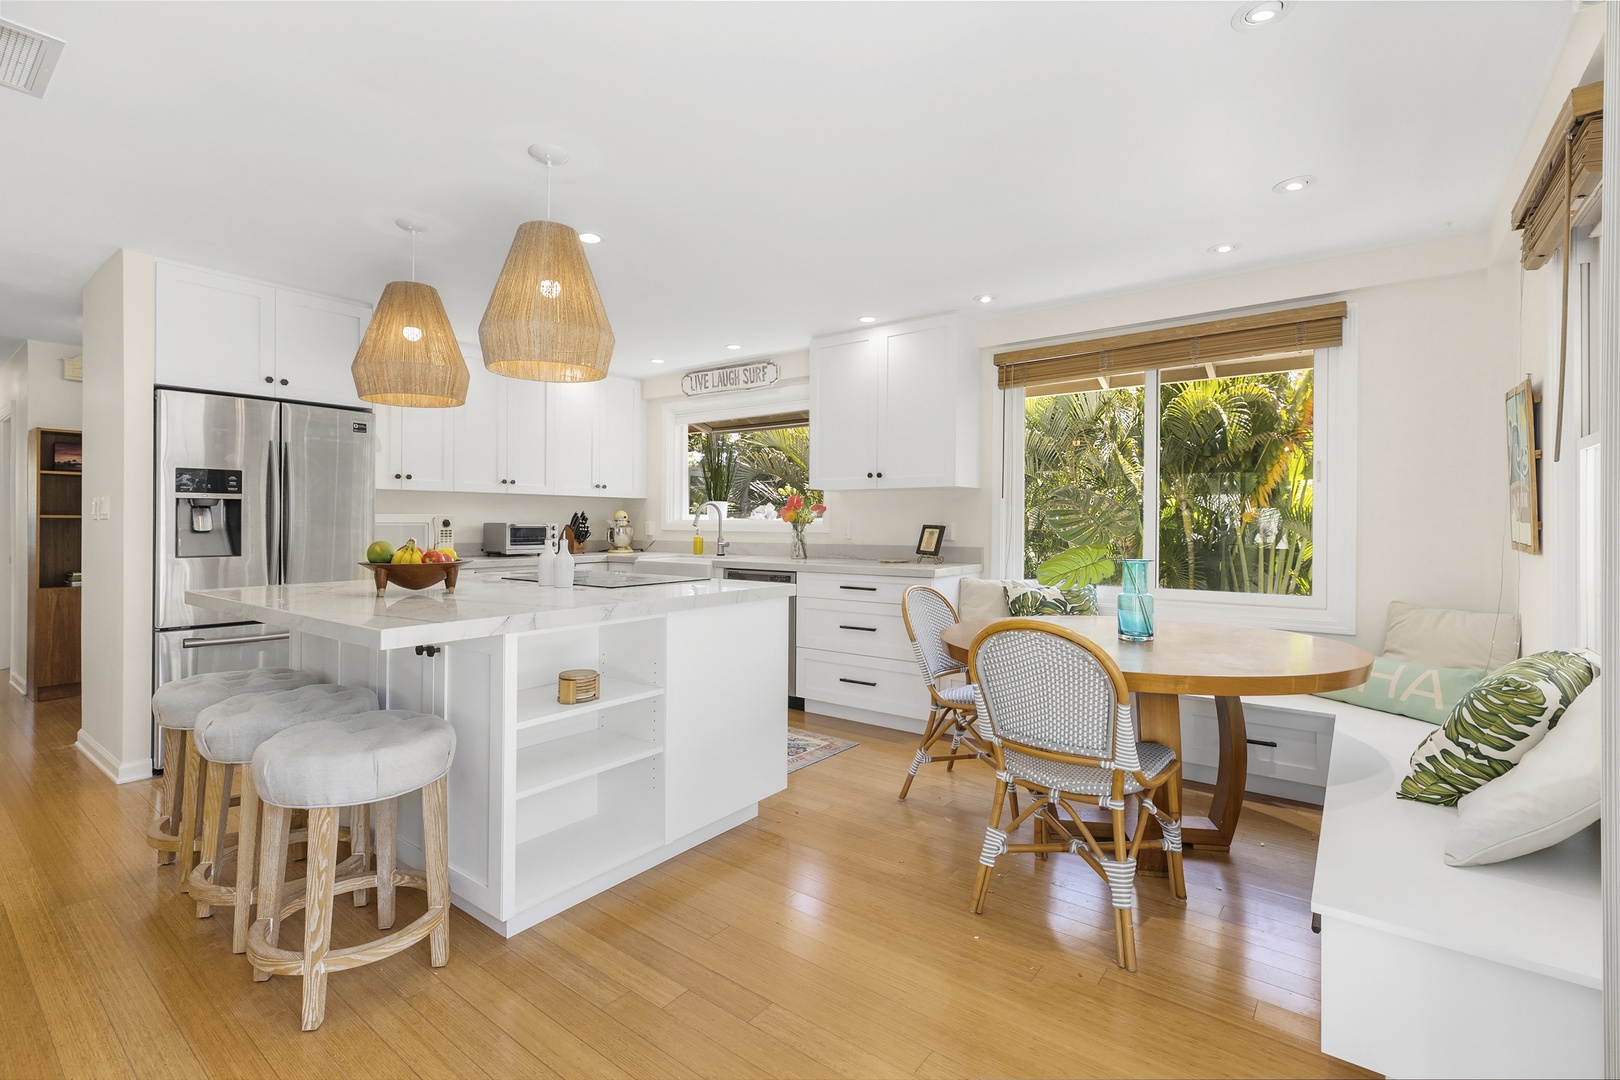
352, 222, 470, 407
479, 147, 614, 382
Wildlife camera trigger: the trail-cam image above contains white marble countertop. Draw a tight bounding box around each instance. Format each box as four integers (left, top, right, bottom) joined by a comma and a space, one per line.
185, 577, 795, 651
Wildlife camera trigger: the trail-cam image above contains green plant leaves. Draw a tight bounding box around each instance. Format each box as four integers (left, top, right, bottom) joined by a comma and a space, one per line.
1036, 546, 1115, 592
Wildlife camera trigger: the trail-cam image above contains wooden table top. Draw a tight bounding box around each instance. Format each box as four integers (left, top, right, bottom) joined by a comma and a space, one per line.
940, 615, 1373, 697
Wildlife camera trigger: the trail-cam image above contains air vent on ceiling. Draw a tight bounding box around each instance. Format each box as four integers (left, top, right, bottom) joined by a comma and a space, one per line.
0, 18, 65, 98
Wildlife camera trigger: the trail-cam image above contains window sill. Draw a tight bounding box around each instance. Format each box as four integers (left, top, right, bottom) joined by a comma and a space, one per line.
1089, 585, 1355, 637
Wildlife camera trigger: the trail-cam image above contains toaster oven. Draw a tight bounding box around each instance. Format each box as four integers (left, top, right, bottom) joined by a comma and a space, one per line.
482, 522, 563, 556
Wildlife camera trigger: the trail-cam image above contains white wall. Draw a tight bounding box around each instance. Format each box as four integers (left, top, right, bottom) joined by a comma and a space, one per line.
376, 489, 647, 553
79, 250, 156, 782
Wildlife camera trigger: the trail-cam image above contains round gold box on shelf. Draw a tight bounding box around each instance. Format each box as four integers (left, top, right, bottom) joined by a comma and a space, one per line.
557, 669, 600, 705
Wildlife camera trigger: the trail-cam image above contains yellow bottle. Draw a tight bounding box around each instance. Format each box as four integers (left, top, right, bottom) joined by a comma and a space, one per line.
692, 531, 704, 555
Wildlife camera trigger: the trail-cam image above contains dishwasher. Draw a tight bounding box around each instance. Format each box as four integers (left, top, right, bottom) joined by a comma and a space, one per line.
721, 567, 799, 708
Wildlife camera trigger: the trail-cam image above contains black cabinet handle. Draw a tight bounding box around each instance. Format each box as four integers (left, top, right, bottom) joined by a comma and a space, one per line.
1246, 738, 1278, 748
279, 378, 289, 386
839, 625, 878, 632
839, 677, 878, 687
839, 585, 878, 592
405, 474, 412, 480
866, 472, 873, 478
414, 645, 440, 657
876, 472, 883, 478
264, 376, 274, 384
394, 473, 402, 479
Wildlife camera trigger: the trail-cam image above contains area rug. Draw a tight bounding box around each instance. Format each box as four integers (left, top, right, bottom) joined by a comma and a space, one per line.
787, 730, 858, 773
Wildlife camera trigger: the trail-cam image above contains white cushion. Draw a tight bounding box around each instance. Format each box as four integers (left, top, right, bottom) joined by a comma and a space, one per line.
1382, 600, 1521, 673
958, 578, 1018, 623
1445, 675, 1602, 867
193, 684, 380, 764
252, 710, 455, 809
152, 668, 322, 731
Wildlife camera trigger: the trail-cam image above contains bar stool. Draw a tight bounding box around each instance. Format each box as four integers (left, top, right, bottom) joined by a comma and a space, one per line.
189, 683, 381, 950
148, 668, 322, 887
247, 710, 456, 1031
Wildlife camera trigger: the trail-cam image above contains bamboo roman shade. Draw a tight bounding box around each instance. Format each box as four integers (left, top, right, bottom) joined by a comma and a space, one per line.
1512, 81, 1602, 271
993, 302, 1347, 395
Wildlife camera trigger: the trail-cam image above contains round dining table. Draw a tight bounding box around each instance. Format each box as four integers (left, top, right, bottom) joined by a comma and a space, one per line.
939, 615, 1373, 862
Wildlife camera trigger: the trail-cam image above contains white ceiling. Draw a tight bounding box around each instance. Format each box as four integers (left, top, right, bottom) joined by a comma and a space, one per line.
0, 1, 1576, 373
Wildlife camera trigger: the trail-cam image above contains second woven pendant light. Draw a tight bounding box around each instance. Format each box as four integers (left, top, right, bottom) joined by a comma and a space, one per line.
479, 145, 614, 383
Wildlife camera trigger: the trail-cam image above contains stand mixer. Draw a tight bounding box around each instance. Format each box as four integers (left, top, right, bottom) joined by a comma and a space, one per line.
607, 509, 635, 553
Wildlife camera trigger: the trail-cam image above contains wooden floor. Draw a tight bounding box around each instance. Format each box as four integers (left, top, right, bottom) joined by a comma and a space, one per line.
0, 688, 1373, 1080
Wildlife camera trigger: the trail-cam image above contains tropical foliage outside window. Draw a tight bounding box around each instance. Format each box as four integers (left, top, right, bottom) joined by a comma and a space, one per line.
1025, 365, 1315, 596
687, 414, 821, 519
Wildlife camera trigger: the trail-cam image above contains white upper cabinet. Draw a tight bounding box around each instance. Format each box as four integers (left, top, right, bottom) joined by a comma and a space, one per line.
451, 359, 504, 493
545, 376, 645, 499
155, 260, 371, 408
375, 404, 455, 491
155, 262, 276, 397
501, 378, 549, 493
809, 313, 980, 490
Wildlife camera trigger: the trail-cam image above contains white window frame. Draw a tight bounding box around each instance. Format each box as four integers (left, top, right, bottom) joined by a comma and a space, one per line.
1547, 232, 1603, 651
1000, 303, 1359, 635
660, 380, 828, 534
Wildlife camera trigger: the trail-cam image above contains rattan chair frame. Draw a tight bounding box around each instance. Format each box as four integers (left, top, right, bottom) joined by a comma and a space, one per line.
966, 618, 1186, 971
898, 586, 1003, 802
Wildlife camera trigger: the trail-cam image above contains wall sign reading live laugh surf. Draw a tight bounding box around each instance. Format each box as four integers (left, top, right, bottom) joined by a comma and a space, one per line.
681, 360, 779, 396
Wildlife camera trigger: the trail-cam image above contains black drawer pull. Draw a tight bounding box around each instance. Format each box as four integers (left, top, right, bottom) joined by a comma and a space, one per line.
1246, 738, 1278, 748
839, 677, 878, 687
839, 624, 878, 632
839, 585, 878, 592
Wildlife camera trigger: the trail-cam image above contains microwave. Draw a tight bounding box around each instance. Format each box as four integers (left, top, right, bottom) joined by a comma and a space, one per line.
483, 522, 562, 556
374, 513, 455, 552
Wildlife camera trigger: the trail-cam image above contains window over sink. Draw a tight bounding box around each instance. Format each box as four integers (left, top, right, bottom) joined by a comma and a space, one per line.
662, 383, 824, 532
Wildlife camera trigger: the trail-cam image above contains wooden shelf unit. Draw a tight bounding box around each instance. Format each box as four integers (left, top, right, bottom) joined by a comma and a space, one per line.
28, 429, 81, 700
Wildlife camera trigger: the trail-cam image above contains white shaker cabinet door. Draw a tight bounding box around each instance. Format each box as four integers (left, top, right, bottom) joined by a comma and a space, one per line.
877, 322, 954, 488
502, 378, 549, 493
453, 360, 504, 493
544, 381, 598, 496
593, 376, 640, 497
397, 407, 455, 490
155, 262, 276, 397
808, 335, 881, 489
373, 405, 401, 490
274, 290, 369, 407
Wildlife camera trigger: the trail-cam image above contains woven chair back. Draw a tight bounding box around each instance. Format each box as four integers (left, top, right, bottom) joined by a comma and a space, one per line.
901, 586, 964, 687
969, 621, 1130, 761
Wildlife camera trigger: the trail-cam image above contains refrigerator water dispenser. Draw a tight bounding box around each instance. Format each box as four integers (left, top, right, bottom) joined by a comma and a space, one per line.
173, 468, 243, 558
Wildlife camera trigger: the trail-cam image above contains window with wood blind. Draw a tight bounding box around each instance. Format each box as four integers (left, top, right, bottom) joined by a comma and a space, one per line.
1000, 302, 1357, 634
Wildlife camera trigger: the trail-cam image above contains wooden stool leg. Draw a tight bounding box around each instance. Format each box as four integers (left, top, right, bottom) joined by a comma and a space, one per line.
300, 808, 338, 1031
373, 798, 397, 930
195, 758, 232, 918
252, 803, 291, 983
349, 803, 371, 908
232, 770, 262, 954
175, 734, 205, 893
423, 778, 450, 968
156, 731, 182, 865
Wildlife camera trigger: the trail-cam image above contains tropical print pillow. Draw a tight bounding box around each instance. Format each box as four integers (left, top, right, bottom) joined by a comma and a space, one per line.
1004, 583, 1098, 617
1399, 650, 1595, 806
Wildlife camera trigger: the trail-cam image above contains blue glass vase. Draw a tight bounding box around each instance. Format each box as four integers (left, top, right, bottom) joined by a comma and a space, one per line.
1117, 558, 1155, 642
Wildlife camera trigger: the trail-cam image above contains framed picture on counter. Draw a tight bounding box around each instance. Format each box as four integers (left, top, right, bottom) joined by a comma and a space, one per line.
915, 524, 946, 561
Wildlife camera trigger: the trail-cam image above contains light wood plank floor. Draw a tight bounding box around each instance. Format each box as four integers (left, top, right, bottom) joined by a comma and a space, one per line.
0, 689, 1373, 1079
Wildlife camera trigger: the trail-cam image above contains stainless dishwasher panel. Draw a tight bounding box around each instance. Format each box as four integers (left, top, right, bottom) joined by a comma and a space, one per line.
152, 623, 291, 769
721, 568, 797, 702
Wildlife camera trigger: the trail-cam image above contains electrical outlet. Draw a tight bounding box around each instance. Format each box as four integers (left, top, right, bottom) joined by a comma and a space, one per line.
841, 520, 852, 540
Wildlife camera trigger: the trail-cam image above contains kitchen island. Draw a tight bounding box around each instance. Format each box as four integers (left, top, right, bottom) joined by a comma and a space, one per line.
186, 575, 793, 937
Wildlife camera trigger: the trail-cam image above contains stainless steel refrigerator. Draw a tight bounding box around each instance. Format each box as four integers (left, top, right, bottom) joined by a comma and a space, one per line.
152, 389, 374, 766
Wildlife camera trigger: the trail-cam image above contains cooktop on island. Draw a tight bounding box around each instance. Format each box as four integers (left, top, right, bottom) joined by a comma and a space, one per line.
503, 569, 713, 589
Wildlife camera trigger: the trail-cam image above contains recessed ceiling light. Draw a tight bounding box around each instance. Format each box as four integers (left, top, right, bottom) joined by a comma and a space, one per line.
1272, 175, 1317, 194
974, 294, 996, 304
649, 357, 664, 364
726, 344, 742, 350
578, 233, 601, 244
1208, 242, 1241, 254
1231, 1, 1288, 31
858, 315, 876, 323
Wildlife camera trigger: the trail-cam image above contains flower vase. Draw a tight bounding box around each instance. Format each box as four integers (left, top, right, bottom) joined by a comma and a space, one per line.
1117, 558, 1155, 642
790, 524, 808, 560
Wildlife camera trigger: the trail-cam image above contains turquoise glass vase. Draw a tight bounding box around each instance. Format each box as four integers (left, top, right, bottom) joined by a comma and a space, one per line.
1117, 559, 1155, 642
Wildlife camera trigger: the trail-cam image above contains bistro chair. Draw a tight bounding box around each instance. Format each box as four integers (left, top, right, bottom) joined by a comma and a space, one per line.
898, 586, 994, 799
967, 619, 1185, 971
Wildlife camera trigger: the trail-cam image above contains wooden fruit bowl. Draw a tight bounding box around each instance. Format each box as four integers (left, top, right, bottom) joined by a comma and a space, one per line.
361, 560, 462, 596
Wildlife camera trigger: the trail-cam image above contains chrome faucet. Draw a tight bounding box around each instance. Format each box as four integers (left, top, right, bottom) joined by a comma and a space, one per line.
693, 500, 730, 556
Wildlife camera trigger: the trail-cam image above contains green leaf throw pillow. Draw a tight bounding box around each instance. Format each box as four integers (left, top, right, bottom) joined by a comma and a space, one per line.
1005, 583, 1083, 617
1399, 650, 1595, 806
1315, 656, 1485, 726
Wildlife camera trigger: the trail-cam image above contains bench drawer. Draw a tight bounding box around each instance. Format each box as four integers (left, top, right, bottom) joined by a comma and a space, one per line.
1180, 699, 1333, 789
796, 597, 913, 662
797, 648, 929, 720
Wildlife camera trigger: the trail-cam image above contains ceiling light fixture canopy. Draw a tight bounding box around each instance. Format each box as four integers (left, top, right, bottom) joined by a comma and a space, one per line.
352, 221, 470, 408
479, 145, 614, 383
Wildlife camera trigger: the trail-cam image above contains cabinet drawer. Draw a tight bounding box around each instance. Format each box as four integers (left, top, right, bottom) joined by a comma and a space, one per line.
796, 598, 912, 662
797, 649, 928, 719
797, 573, 917, 607
1179, 699, 1332, 788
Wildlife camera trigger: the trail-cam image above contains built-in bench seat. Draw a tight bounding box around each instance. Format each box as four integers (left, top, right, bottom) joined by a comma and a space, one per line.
1262, 693, 1602, 1080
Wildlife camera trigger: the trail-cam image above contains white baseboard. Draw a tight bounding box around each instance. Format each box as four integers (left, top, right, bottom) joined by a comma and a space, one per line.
75, 730, 154, 785
802, 698, 926, 735
9, 671, 25, 696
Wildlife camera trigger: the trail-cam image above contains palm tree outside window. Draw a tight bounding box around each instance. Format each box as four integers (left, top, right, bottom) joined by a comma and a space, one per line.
687, 411, 823, 520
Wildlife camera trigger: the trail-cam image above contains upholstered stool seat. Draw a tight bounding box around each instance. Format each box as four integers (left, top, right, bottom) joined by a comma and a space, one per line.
248, 710, 455, 1031
188, 684, 379, 949
147, 668, 322, 883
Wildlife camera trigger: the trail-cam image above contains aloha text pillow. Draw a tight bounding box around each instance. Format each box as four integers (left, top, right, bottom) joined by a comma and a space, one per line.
1316, 656, 1484, 726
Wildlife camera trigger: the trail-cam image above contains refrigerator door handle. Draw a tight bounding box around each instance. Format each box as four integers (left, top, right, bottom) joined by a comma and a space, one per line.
280, 440, 290, 584
266, 438, 280, 584
182, 632, 291, 649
